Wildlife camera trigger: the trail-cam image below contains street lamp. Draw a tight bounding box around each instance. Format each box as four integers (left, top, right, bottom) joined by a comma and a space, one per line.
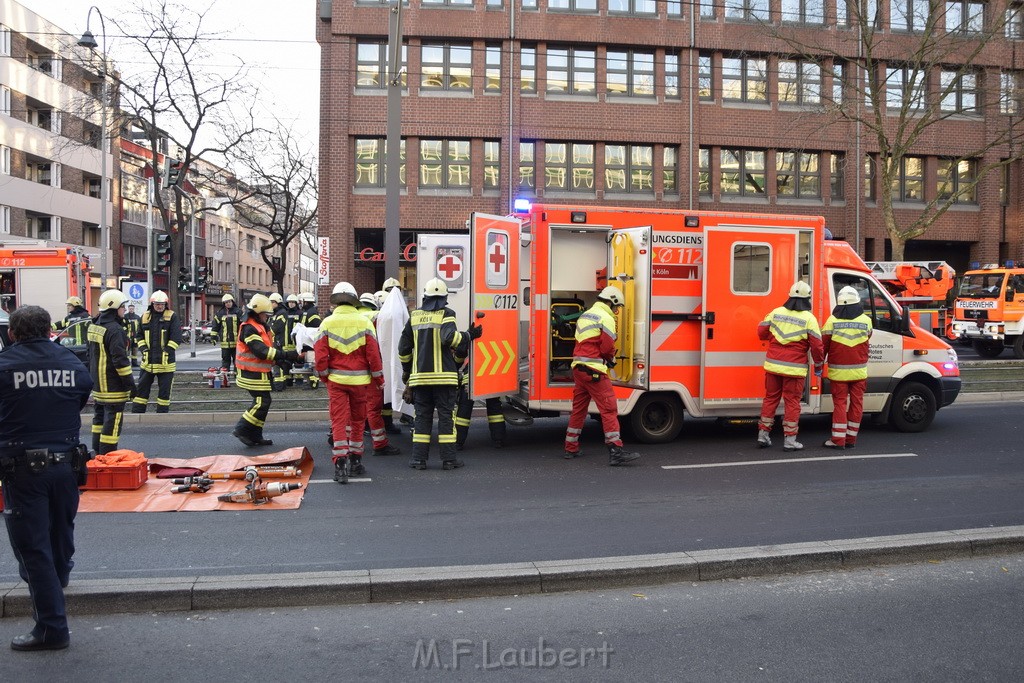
78, 7, 109, 291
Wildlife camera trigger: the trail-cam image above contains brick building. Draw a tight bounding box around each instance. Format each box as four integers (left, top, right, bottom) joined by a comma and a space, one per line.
317, 0, 1024, 297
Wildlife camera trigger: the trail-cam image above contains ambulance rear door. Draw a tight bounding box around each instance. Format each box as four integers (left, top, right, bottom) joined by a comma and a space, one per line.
468, 213, 522, 400
606, 226, 652, 391
417, 233, 471, 329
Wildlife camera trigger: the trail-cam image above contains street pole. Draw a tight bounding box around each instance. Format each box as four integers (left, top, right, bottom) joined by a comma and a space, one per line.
384, 1, 404, 281
145, 176, 153, 298
78, 8, 109, 292
190, 205, 197, 358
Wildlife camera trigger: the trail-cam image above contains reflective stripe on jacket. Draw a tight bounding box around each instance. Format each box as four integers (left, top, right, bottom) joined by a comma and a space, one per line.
757, 306, 824, 378
137, 308, 182, 373
398, 303, 464, 386
571, 301, 617, 375
314, 304, 383, 386
235, 316, 277, 391
88, 310, 134, 403
822, 313, 872, 382
212, 307, 241, 348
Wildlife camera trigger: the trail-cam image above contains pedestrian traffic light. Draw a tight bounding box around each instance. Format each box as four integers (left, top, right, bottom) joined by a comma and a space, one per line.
196, 264, 208, 288
161, 157, 183, 188
156, 233, 173, 271
177, 266, 191, 293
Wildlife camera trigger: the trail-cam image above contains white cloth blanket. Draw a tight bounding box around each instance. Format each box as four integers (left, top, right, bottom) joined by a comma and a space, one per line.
291, 323, 319, 366
376, 289, 413, 416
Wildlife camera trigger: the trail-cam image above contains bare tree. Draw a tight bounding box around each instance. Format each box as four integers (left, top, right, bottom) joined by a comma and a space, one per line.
764, 0, 1024, 259
111, 0, 257, 310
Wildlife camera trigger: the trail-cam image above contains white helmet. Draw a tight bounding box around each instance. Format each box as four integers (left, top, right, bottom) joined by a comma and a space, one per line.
99, 289, 128, 311
330, 281, 358, 306
788, 281, 812, 299
374, 290, 387, 307
837, 286, 860, 306
598, 286, 625, 307
286, 294, 300, 304
423, 277, 448, 297
300, 292, 315, 304
150, 290, 169, 304
268, 292, 284, 304
66, 296, 83, 307
222, 293, 235, 303
383, 277, 401, 292
247, 293, 274, 315
359, 292, 378, 309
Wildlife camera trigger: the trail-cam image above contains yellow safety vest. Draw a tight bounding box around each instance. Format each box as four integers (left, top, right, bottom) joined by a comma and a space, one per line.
823, 313, 872, 381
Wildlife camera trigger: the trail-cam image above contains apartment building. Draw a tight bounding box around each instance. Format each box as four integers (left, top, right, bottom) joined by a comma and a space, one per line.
317, 0, 1024, 294
0, 0, 116, 301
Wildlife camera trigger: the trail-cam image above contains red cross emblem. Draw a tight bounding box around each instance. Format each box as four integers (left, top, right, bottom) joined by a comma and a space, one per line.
437, 254, 462, 281
485, 231, 509, 288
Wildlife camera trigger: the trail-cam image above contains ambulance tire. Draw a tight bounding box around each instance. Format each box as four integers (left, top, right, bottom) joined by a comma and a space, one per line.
629, 393, 684, 444
973, 339, 1004, 359
1013, 335, 1024, 359
888, 381, 936, 433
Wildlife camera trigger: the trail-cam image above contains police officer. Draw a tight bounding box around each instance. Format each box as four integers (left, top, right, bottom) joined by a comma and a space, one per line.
822, 286, 873, 449
563, 286, 640, 466
130, 290, 181, 414
88, 289, 137, 454
52, 296, 90, 345
268, 292, 289, 392
0, 306, 92, 651
232, 294, 299, 448
122, 303, 142, 367
211, 293, 241, 372
756, 281, 825, 452
398, 278, 481, 470
297, 292, 323, 389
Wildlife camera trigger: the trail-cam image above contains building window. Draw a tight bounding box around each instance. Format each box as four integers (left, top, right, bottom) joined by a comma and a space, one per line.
864, 155, 877, 199
354, 138, 406, 188
891, 0, 930, 32
608, 0, 657, 14
484, 141, 501, 189
777, 151, 821, 198
1000, 162, 1010, 205
1007, 3, 1024, 39
665, 52, 680, 99
544, 142, 595, 191
698, 53, 713, 100
725, 0, 769, 21
1001, 71, 1020, 114
546, 47, 596, 94
886, 65, 925, 111
521, 46, 537, 93
837, 0, 848, 26
940, 70, 978, 114
779, 59, 821, 105
27, 214, 58, 240
1, 86, 9, 115
830, 62, 845, 105
605, 144, 654, 193
937, 158, 977, 203
666, 0, 684, 16
720, 149, 767, 197
700, 0, 717, 17
0, 25, 10, 56
722, 55, 768, 102
126, 243, 149, 267
781, 0, 825, 23
86, 176, 102, 198
0, 205, 9, 234
831, 152, 846, 200
420, 139, 471, 188
356, 42, 406, 89
519, 141, 536, 191
485, 45, 502, 92
945, 0, 985, 33
663, 146, 678, 194
699, 147, 712, 195
487, 0, 503, 6
892, 156, 925, 202
522, 0, 538, 8
548, 0, 598, 11
607, 50, 655, 97
0, 145, 9, 175
421, 43, 473, 91
422, 0, 473, 5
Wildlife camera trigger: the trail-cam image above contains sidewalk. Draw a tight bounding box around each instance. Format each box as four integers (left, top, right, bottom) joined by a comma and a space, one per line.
3, 525, 1022, 618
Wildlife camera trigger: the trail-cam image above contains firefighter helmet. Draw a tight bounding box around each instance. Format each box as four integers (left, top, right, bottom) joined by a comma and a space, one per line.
423, 278, 448, 297
330, 281, 358, 306
788, 281, 812, 299
286, 294, 299, 304
374, 290, 387, 307
222, 294, 235, 303
359, 292, 378, 309
598, 286, 625, 308
247, 293, 274, 315
66, 296, 83, 307
300, 292, 315, 304
382, 277, 401, 292
150, 290, 169, 304
268, 292, 284, 304
99, 289, 128, 311
837, 286, 860, 306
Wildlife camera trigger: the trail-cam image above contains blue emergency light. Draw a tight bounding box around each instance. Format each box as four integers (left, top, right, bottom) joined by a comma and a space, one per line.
513, 198, 532, 213
1007, 260, 1016, 268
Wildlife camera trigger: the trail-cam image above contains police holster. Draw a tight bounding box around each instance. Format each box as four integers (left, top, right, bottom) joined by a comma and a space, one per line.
71, 444, 93, 486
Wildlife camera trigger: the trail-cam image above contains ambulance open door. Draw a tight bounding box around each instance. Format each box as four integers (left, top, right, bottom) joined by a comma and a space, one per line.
607, 226, 652, 391
468, 213, 521, 400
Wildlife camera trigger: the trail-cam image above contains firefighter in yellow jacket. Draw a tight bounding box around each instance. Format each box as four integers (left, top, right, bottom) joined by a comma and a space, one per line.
822, 286, 873, 449
131, 290, 182, 413
232, 294, 299, 447
87, 289, 137, 454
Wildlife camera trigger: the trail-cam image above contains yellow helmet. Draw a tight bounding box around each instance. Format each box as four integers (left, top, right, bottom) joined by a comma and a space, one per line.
247, 293, 274, 315
99, 289, 128, 311
150, 290, 169, 304
66, 296, 83, 307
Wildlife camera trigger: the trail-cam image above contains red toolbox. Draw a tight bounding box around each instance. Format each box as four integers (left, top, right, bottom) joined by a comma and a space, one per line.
80, 461, 148, 491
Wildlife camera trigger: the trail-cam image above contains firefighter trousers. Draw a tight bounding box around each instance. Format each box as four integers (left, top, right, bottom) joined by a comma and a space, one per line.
92, 402, 125, 455
411, 385, 458, 462
240, 389, 272, 429
564, 367, 622, 454
364, 384, 392, 451
328, 382, 367, 463
220, 347, 237, 372
829, 379, 865, 447
759, 372, 806, 437
454, 386, 506, 447
132, 370, 173, 412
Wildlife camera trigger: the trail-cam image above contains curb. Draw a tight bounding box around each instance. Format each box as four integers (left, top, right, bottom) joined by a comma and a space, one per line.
3, 525, 1022, 618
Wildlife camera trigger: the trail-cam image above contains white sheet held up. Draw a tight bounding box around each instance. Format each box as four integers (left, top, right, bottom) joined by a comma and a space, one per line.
376, 288, 412, 417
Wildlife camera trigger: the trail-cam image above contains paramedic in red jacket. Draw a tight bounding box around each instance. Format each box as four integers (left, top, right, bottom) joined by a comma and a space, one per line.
821, 286, 873, 449
756, 281, 824, 452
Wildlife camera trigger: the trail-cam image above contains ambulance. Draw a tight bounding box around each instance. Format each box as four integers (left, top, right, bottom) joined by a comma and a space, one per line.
419, 204, 961, 443
950, 263, 1024, 359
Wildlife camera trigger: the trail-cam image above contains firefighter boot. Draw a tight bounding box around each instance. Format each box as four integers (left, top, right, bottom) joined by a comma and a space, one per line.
334, 457, 349, 484
608, 446, 640, 466
783, 435, 804, 452
757, 430, 772, 448
351, 456, 366, 477
130, 403, 147, 414
232, 419, 259, 448
253, 429, 274, 447
442, 459, 465, 471
384, 415, 401, 435
373, 443, 401, 456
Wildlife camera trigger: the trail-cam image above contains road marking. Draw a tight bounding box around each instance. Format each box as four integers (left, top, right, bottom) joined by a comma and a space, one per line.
308, 478, 372, 484
662, 453, 918, 469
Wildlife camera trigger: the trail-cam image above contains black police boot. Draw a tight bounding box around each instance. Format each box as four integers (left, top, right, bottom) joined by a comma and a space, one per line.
608, 446, 640, 467
351, 457, 366, 477
373, 443, 401, 456
334, 457, 349, 484
442, 459, 465, 471
232, 420, 258, 448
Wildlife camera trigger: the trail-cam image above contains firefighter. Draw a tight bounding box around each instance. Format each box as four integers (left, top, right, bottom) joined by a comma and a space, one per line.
211, 294, 241, 372
315, 282, 386, 482
756, 280, 825, 452
268, 292, 289, 392
232, 294, 299, 448
283, 294, 301, 386
87, 289, 137, 454
822, 286, 873, 449
52, 296, 90, 345
358, 292, 401, 456
380, 277, 407, 431
122, 303, 142, 367
562, 286, 640, 466
454, 349, 506, 451
398, 278, 481, 470
298, 292, 323, 389
130, 290, 181, 414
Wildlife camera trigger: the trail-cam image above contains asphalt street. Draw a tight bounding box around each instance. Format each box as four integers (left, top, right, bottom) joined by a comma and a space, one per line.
2, 400, 1021, 582
2, 552, 1021, 681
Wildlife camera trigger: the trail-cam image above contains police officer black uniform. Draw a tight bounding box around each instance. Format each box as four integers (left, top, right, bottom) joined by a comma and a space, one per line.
88, 289, 137, 454
0, 305, 93, 651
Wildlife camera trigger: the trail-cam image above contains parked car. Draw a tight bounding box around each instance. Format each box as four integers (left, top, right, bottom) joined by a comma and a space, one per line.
50, 318, 91, 365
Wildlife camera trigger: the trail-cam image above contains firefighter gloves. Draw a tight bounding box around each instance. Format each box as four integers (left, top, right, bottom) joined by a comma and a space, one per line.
467, 323, 484, 340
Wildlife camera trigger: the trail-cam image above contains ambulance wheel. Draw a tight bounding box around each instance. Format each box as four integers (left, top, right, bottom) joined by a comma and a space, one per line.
629, 393, 684, 444
973, 339, 1004, 358
889, 381, 936, 433
1013, 336, 1024, 359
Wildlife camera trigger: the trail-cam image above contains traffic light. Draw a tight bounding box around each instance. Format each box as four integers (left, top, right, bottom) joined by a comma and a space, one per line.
196, 263, 208, 289
177, 266, 191, 293
161, 157, 183, 188
156, 233, 173, 271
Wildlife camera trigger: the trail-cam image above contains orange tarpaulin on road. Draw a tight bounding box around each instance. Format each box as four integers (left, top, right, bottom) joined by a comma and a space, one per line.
78, 447, 313, 513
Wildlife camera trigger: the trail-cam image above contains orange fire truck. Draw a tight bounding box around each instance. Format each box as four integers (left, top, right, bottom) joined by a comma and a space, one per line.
951, 263, 1024, 358
0, 244, 91, 320
419, 204, 961, 443
866, 261, 956, 340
